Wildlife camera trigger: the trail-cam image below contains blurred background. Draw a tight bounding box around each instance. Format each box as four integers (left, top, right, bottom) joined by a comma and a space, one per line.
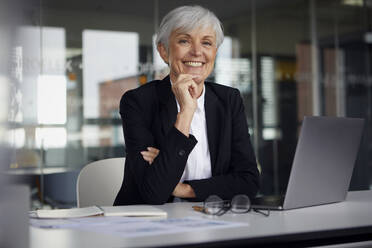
1, 0, 372, 209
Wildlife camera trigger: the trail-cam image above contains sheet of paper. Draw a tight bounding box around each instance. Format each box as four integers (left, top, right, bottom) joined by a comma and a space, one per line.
102, 205, 167, 217
30, 216, 248, 238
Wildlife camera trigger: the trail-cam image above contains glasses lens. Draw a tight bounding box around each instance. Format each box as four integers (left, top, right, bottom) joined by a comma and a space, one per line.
231, 194, 251, 213
204, 195, 224, 215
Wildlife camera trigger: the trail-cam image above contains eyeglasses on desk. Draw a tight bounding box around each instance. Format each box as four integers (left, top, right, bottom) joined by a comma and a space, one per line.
193, 194, 270, 217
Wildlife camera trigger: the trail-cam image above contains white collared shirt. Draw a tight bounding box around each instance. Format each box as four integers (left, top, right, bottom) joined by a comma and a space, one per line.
172, 82, 212, 182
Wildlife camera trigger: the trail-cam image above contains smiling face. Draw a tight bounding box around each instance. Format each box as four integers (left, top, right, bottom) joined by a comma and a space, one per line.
158, 26, 218, 85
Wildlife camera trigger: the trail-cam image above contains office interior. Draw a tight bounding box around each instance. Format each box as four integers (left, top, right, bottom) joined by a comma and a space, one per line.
0, 0, 372, 210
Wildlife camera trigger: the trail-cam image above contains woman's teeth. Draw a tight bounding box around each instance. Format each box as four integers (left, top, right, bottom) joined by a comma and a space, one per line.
184, 61, 202, 67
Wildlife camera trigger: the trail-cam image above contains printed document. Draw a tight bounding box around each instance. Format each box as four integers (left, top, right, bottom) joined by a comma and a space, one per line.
30, 216, 248, 238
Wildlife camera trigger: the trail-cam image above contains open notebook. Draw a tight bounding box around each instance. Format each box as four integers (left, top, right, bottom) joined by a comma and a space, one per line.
30, 205, 167, 219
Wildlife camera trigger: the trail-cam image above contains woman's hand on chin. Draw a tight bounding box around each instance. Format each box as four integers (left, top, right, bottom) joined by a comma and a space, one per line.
171, 74, 198, 113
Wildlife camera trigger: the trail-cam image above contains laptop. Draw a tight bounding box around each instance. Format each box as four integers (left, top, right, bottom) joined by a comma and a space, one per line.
252, 116, 364, 210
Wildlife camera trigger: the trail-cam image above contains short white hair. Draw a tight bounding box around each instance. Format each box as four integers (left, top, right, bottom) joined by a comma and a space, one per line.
155, 5, 224, 50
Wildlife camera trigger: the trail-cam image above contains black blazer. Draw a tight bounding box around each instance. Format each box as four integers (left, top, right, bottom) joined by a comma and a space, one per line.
114, 76, 259, 205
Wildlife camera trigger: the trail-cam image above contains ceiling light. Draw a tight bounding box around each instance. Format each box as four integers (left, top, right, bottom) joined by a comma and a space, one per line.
342, 0, 364, 6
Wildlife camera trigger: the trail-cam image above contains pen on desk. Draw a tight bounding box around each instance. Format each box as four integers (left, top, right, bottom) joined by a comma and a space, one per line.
192, 206, 205, 213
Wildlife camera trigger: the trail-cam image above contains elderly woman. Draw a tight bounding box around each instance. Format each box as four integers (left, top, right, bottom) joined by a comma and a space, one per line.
114, 5, 259, 205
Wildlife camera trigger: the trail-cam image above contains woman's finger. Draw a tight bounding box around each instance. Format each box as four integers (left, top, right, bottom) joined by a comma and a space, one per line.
141, 147, 160, 165
141, 151, 156, 158
141, 152, 155, 164
145, 148, 159, 158
147, 147, 160, 155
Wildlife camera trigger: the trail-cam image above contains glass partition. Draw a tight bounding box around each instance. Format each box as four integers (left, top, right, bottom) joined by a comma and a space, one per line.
7, 0, 372, 208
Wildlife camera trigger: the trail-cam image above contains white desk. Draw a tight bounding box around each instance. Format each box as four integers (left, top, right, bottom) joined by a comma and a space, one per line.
30, 190, 372, 248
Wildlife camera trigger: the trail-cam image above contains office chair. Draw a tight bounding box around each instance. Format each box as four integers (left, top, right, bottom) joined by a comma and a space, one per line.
76, 157, 125, 207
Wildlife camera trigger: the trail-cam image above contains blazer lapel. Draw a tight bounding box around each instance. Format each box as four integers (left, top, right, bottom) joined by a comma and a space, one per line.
205, 83, 222, 175
157, 76, 177, 136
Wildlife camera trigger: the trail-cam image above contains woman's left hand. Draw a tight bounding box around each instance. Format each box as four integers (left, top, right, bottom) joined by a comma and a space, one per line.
172, 183, 196, 198
141, 147, 159, 165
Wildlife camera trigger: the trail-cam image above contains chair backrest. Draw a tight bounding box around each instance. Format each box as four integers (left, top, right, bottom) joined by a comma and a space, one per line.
76, 157, 125, 207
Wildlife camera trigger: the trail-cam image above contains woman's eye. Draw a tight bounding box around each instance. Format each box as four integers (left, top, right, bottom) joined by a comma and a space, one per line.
203, 41, 212, 46
179, 39, 188, 44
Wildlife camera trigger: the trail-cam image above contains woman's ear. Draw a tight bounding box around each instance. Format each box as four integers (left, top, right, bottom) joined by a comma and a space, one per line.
157, 43, 169, 65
